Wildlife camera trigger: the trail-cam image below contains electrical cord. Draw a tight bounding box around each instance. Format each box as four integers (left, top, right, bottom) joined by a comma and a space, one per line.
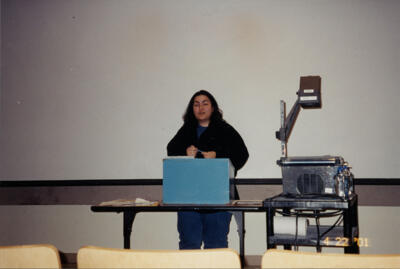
275, 209, 344, 252
320, 214, 343, 239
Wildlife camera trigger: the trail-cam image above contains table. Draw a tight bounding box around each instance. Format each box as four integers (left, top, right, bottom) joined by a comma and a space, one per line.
263, 193, 359, 253
91, 202, 266, 265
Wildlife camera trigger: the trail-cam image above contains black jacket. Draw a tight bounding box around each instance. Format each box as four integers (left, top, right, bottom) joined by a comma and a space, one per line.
167, 120, 249, 174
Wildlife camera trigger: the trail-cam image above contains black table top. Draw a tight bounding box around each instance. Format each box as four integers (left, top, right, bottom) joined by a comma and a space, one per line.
91, 200, 266, 213
91, 193, 357, 213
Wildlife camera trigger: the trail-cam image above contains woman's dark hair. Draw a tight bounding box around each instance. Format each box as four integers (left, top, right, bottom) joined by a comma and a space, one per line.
183, 90, 223, 126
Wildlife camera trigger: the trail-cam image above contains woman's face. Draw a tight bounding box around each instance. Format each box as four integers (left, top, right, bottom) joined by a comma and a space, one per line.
193, 94, 214, 126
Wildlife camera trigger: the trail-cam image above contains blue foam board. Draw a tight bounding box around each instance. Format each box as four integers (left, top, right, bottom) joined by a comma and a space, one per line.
163, 158, 234, 204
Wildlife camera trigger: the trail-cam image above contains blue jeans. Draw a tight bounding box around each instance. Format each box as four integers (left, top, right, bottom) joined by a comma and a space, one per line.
177, 211, 232, 249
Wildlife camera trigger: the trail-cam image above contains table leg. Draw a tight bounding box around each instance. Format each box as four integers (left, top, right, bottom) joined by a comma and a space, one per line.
238, 212, 245, 266
344, 196, 360, 254
283, 208, 292, 250
123, 211, 136, 249
266, 207, 276, 249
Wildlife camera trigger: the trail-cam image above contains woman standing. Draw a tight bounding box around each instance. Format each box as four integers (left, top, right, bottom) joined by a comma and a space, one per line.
167, 90, 249, 249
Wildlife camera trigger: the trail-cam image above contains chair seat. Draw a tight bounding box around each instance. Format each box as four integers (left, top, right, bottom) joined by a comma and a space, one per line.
77, 245, 241, 268
0, 244, 61, 269
262, 249, 400, 268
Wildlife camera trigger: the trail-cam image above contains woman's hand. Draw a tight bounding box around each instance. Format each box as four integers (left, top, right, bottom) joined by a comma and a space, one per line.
186, 145, 198, 157
201, 151, 216, 159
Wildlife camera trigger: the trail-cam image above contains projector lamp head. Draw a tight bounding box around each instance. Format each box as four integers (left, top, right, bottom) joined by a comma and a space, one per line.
298, 76, 321, 108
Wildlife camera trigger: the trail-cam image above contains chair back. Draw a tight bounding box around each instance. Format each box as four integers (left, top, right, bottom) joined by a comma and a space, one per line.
77, 246, 241, 268
0, 244, 61, 269
261, 249, 400, 268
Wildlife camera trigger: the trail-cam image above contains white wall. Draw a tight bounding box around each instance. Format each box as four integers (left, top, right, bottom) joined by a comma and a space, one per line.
1, 0, 399, 180
1, 0, 399, 256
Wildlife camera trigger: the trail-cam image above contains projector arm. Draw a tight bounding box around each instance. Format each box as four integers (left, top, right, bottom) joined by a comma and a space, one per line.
275, 99, 301, 156
275, 76, 322, 156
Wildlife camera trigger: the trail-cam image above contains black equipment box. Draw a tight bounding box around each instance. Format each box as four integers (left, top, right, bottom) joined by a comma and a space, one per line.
278, 156, 344, 196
